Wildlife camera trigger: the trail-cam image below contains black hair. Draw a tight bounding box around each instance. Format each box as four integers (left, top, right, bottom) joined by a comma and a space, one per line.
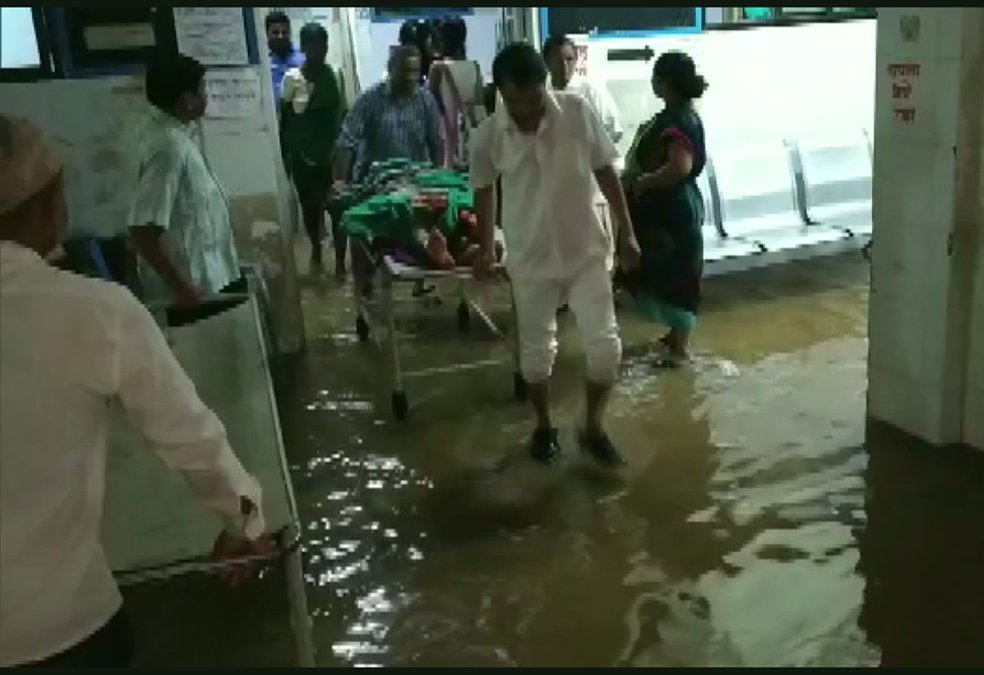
541, 34, 574, 61
388, 44, 421, 69
440, 17, 467, 58
428, 17, 445, 54
482, 83, 497, 115
398, 20, 419, 46
397, 20, 436, 82
299, 22, 328, 48
145, 52, 205, 112
652, 51, 708, 101
492, 42, 548, 89
265, 11, 289, 31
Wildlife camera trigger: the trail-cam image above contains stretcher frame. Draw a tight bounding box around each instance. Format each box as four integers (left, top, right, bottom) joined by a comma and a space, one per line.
105, 286, 315, 667
348, 236, 526, 420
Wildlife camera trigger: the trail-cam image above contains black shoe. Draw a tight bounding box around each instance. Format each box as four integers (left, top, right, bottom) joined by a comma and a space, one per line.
530, 427, 562, 464
579, 429, 626, 467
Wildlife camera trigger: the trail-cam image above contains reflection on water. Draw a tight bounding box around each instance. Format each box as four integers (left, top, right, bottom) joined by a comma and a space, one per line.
124, 254, 984, 667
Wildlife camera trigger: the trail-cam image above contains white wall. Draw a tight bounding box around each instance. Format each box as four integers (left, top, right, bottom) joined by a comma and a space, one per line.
582, 19, 877, 152
1, 7, 42, 68
867, 7, 984, 449
0, 77, 143, 239
0, 70, 282, 235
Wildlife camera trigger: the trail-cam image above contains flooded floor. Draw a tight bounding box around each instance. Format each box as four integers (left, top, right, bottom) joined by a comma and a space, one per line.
124, 252, 984, 667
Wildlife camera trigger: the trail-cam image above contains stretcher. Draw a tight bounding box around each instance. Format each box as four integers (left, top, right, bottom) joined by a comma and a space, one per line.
102, 284, 314, 666
348, 232, 526, 421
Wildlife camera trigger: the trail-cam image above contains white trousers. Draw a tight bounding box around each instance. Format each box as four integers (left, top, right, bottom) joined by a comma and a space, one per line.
513, 260, 622, 385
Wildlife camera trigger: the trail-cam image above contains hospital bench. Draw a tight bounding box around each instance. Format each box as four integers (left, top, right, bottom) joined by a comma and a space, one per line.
698, 133, 871, 273
792, 131, 873, 238
698, 169, 766, 277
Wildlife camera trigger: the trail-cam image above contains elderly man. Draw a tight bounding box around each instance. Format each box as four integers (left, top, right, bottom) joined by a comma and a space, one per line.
542, 34, 623, 144
332, 44, 444, 185
332, 44, 444, 295
470, 44, 640, 466
543, 34, 624, 305
0, 116, 273, 667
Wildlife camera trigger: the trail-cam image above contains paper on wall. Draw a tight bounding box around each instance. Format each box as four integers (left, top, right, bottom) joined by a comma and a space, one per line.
886, 62, 920, 126
174, 8, 249, 66
572, 36, 589, 79
204, 67, 261, 119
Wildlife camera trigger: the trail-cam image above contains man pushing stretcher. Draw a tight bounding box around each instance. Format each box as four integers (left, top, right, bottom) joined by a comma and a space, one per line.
470, 43, 641, 466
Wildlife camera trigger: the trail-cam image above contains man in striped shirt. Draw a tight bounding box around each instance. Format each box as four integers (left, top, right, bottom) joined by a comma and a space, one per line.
332, 45, 445, 184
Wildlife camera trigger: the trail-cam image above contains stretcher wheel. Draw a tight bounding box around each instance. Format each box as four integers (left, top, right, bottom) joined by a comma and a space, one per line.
392, 391, 409, 420
513, 371, 528, 401
356, 316, 370, 343
456, 302, 470, 332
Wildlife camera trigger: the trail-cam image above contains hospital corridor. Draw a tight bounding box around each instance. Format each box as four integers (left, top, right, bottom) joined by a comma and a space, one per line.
1, 5, 982, 669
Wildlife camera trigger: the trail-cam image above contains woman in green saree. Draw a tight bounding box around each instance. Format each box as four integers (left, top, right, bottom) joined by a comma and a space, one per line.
280, 23, 347, 276
620, 51, 709, 367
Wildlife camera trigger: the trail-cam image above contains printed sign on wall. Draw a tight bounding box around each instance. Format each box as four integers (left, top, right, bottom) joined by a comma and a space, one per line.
174, 8, 249, 66
570, 35, 589, 80
887, 62, 919, 125
204, 67, 261, 119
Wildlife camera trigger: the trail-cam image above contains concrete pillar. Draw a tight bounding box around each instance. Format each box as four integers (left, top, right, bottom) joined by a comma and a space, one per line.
868, 8, 984, 449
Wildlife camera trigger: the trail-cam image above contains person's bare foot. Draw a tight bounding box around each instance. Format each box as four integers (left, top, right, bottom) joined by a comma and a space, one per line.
653, 335, 689, 368
655, 350, 691, 369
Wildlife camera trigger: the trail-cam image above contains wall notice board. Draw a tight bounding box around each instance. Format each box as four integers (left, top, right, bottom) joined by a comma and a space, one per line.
46, 7, 259, 78
540, 7, 702, 39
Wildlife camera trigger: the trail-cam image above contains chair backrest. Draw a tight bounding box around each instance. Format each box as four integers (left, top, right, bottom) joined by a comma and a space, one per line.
711, 141, 801, 231
796, 133, 873, 210
695, 169, 717, 235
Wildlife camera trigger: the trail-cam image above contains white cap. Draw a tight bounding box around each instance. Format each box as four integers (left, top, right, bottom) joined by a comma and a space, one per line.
0, 116, 63, 216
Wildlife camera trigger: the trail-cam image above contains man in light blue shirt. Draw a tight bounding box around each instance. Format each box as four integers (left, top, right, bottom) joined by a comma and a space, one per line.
266, 11, 304, 106
128, 53, 240, 307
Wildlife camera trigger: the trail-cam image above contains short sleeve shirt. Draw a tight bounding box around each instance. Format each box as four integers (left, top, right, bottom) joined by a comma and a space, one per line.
128, 107, 239, 304
469, 91, 618, 281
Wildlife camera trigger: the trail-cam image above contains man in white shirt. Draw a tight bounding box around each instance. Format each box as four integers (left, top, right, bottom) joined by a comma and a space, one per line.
542, 34, 623, 144
0, 116, 273, 667
129, 53, 242, 308
543, 34, 623, 286
470, 43, 640, 466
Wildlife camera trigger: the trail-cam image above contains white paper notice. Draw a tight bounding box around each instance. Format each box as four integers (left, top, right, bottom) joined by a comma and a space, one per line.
204, 68, 261, 119
174, 8, 249, 66
886, 62, 921, 126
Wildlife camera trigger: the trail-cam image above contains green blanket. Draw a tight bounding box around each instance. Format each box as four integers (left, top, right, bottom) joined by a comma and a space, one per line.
339, 164, 474, 243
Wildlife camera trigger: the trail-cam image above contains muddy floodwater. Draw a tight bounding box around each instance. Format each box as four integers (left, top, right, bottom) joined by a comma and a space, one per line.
124, 252, 984, 667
